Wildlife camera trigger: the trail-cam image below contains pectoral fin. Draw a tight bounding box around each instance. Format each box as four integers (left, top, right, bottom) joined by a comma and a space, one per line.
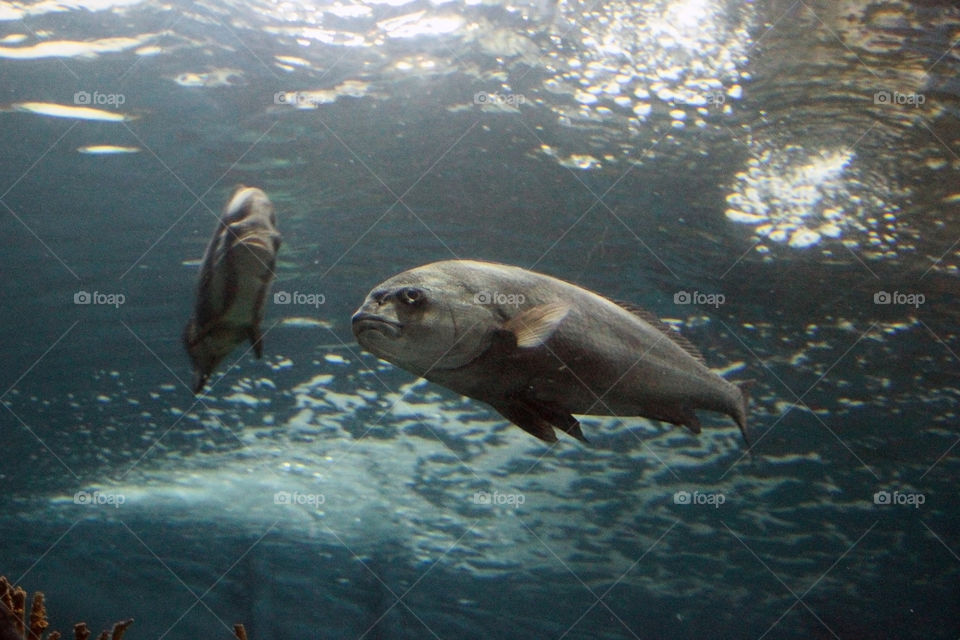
494, 403, 557, 442
502, 302, 570, 348
191, 370, 208, 394
248, 327, 264, 358
734, 380, 755, 449
680, 411, 701, 434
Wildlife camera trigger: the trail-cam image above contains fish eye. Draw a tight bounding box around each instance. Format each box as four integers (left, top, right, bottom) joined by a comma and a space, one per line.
398, 287, 426, 307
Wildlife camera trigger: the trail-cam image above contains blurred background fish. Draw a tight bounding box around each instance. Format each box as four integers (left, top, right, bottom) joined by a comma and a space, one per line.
183, 186, 281, 393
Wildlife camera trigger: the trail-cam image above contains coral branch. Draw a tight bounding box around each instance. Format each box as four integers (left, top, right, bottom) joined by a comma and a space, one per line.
0, 576, 247, 640
28, 593, 48, 640
11, 588, 26, 638
109, 620, 132, 640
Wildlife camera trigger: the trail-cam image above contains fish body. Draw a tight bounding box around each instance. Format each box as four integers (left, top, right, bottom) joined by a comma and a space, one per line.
184, 186, 281, 392
352, 260, 751, 445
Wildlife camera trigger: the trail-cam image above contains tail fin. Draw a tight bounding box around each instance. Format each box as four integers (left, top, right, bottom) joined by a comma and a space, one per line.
734, 380, 756, 450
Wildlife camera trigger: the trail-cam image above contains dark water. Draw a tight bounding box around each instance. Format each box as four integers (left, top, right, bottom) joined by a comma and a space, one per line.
1, 0, 958, 638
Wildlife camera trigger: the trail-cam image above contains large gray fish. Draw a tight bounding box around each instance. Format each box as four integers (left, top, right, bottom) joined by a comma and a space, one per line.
184, 186, 281, 393
352, 260, 752, 446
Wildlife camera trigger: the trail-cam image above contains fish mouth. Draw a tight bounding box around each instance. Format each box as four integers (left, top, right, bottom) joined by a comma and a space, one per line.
235, 233, 273, 251
352, 312, 402, 339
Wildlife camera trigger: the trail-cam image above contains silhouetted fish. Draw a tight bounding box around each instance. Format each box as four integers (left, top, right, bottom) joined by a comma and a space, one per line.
353, 260, 752, 446
184, 186, 281, 393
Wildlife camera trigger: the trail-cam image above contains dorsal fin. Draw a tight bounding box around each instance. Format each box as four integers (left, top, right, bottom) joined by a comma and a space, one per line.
612, 299, 706, 364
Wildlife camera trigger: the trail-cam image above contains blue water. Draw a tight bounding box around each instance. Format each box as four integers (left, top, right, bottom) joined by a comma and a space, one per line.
1, 0, 959, 638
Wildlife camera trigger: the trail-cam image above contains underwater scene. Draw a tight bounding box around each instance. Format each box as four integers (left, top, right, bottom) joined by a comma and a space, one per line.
1, 0, 958, 638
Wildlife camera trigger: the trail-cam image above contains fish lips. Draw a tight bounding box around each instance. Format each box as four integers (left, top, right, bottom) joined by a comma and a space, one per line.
352, 312, 403, 340
237, 235, 274, 251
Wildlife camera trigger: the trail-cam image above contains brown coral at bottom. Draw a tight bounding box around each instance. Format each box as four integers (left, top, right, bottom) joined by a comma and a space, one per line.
1, 577, 249, 640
